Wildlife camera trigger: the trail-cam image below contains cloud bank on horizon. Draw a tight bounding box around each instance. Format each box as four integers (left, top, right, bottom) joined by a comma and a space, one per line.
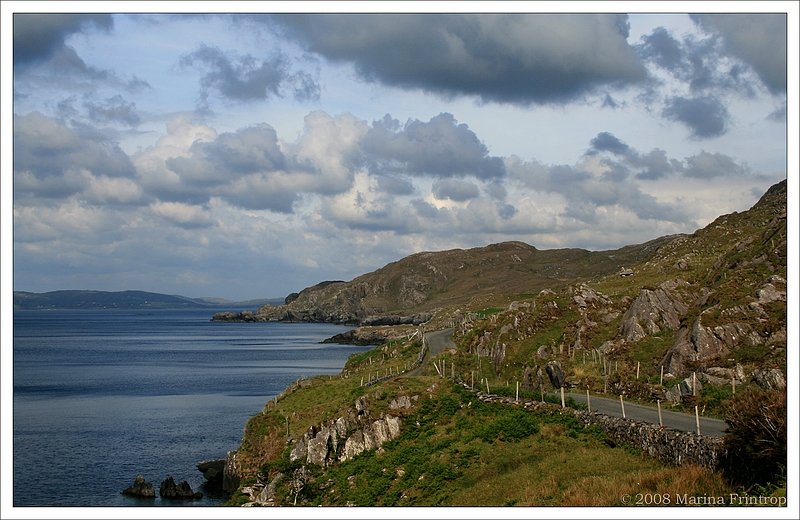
7, 7, 792, 300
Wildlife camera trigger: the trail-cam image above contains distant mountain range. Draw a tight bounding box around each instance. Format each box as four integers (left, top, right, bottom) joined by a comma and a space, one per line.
12, 289, 283, 310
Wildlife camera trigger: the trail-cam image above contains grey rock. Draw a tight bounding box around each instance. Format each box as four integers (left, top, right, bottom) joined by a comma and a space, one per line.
121, 475, 155, 498
751, 368, 786, 390
159, 476, 202, 500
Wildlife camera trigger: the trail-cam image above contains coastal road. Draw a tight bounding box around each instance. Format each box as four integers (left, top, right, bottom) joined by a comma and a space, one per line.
564, 392, 729, 437
406, 328, 455, 376
408, 328, 729, 437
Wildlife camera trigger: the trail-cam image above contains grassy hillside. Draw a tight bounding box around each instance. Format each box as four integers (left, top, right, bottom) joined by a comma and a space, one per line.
224, 179, 787, 506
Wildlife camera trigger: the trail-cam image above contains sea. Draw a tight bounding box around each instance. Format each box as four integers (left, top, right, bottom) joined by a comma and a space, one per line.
11, 308, 367, 507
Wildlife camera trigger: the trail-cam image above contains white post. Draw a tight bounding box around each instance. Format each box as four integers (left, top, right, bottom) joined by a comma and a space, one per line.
486, 378, 491, 394
471, 371, 474, 390
657, 400, 663, 427
586, 388, 591, 413
732, 377, 736, 396
636, 361, 640, 380
516, 381, 519, 403
620, 395, 626, 419
360, 377, 363, 387
660, 365, 664, 386
692, 372, 697, 396
433, 362, 441, 376
560, 387, 565, 408
695, 405, 701, 435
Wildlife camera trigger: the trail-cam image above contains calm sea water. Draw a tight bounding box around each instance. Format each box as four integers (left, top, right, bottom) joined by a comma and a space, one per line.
12, 309, 366, 507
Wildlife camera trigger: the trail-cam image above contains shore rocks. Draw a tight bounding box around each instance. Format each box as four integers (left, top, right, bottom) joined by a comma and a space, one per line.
121, 475, 155, 498
160, 476, 203, 500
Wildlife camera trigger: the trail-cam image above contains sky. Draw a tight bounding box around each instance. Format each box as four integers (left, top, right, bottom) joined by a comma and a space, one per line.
3, 2, 798, 302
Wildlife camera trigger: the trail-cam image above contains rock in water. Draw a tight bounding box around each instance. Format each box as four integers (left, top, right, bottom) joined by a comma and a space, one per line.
160, 476, 203, 500
121, 475, 155, 498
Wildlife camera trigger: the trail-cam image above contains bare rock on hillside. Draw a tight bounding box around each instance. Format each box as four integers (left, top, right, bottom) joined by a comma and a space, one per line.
619, 279, 692, 343
751, 368, 786, 390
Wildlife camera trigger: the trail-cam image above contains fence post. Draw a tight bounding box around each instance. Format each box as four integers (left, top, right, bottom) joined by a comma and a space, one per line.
657, 400, 663, 427
471, 371, 474, 390
636, 361, 640, 380
516, 381, 519, 403
619, 395, 626, 419
586, 388, 591, 413
695, 405, 701, 435
660, 365, 664, 386
731, 377, 736, 396
486, 378, 491, 394
560, 387, 565, 408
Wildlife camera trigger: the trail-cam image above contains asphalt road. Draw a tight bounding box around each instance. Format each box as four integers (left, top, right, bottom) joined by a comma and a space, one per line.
406, 328, 729, 437
564, 391, 729, 437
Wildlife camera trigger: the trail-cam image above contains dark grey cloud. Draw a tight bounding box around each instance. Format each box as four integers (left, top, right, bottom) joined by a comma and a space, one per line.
376, 175, 415, 196
13, 112, 137, 200
180, 44, 320, 104
165, 124, 287, 189
363, 113, 505, 179
638, 27, 683, 70
84, 95, 142, 127
637, 26, 756, 97
662, 96, 729, 139
684, 151, 752, 179
13, 14, 113, 67
691, 14, 786, 94
271, 13, 646, 105
589, 132, 631, 156
432, 179, 480, 202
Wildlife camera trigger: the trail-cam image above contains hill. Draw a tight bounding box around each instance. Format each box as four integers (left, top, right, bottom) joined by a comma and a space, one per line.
13, 289, 281, 310
214, 179, 787, 506
217, 236, 674, 324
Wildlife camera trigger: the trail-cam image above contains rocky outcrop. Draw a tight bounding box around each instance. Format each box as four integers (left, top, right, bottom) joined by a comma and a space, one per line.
121, 475, 155, 498
288, 396, 409, 468
159, 476, 202, 500
197, 459, 226, 494
751, 368, 786, 390
619, 279, 692, 343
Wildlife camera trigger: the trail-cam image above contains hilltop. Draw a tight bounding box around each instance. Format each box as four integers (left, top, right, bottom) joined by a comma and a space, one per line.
214, 236, 674, 325
213, 179, 787, 506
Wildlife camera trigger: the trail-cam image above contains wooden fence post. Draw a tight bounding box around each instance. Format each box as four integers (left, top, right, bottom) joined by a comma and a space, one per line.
516, 381, 519, 403
657, 400, 663, 427
660, 365, 664, 386
695, 405, 701, 435
636, 361, 640, 380
586, 388, 591, 413
560, 387, 565, 408
619, 395, 626, 419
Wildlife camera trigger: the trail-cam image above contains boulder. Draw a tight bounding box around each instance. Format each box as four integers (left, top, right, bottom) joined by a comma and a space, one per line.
545, 361, 565, 389
159, 476, 202, 500
121, 475, 155, 498
751, 368, 786, 390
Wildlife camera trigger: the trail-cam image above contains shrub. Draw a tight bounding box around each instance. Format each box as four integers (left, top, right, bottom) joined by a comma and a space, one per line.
721, 387, 786, 489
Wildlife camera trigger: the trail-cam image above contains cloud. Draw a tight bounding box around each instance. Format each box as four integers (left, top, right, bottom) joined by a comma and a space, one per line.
13, 14, 113, 67
432, 179, 480, 202
150, 201, 214, 229
180, 44, 320, 105
691, 14, 786, 94
589, 131, 632, 156
684, 151, 752, 179
363, 113, 505, 179
13, 112, 137, 201
272, 13, 646, 105
83, 95, 142, 127
662, 96, 729, 139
